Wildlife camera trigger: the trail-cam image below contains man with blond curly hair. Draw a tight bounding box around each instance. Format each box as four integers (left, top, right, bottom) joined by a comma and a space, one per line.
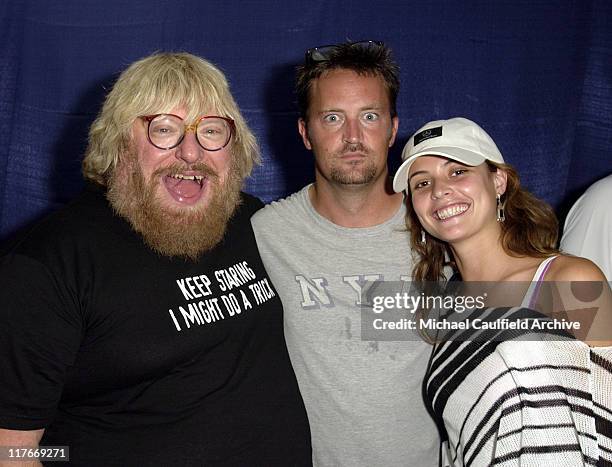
0, 52, 311, 466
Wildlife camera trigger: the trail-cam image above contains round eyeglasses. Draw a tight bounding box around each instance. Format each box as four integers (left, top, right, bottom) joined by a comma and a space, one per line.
141, 114, 235, 151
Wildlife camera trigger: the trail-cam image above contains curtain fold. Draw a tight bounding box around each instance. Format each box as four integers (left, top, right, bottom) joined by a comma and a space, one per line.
1, 0, 610, 240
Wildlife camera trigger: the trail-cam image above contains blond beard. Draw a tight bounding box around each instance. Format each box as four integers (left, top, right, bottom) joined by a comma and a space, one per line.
107, 153, 242, 261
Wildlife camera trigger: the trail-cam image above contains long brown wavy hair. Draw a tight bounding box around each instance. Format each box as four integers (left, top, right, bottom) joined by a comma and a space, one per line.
406, 161, 559, 281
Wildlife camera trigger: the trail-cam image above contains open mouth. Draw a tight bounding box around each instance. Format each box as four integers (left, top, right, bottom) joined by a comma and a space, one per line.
163, 173, 207, 205
434, 203, 469, 221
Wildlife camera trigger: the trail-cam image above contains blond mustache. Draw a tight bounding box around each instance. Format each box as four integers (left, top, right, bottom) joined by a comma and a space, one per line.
152, 162, 219, 179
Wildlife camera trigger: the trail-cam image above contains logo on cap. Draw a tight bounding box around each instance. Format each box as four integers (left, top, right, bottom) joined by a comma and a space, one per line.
414, 126, 442, 146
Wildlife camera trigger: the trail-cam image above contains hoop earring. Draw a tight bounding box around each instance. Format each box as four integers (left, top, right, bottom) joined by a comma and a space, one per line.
420, 229, 427, 244
496, 193, 505, 222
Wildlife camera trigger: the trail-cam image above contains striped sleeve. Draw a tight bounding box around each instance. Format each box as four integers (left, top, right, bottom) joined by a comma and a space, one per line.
425, 307, 612, 467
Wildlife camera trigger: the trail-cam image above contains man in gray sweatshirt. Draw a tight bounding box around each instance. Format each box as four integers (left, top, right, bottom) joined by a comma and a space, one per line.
251, 41, 438, 466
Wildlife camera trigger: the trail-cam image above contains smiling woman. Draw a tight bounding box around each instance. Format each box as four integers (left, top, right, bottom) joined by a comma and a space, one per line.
393, 117, 612, 466
409, 157, 503, 247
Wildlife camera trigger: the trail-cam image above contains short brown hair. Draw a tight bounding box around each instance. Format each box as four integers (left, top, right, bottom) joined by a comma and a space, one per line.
295, 41, 400, 121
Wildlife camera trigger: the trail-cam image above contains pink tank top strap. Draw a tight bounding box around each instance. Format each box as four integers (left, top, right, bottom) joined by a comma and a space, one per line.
522, 255, 559, 309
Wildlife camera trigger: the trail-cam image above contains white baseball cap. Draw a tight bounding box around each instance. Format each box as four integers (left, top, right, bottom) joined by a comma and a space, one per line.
393, 117, 505, 192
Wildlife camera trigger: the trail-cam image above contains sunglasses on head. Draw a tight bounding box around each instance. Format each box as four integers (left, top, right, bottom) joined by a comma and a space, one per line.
304, 40, 384, 65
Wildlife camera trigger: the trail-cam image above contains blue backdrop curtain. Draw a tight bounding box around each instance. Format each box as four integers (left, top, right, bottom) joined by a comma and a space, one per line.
1, 0, 611, 241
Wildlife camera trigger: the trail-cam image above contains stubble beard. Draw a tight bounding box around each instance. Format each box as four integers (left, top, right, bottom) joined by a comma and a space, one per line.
107, 151, 242, 261
328, 142, 378, 185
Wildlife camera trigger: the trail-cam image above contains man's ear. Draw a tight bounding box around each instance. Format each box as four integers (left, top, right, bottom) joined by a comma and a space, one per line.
494, 166, 508, 196
388, 116, 399, 147
298, 118, 312, 150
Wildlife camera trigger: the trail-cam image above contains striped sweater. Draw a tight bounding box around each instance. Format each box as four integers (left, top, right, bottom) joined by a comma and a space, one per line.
424, 308, 612, 466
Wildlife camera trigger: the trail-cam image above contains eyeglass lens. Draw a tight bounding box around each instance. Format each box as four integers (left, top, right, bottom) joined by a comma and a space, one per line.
148, 114, 231, 151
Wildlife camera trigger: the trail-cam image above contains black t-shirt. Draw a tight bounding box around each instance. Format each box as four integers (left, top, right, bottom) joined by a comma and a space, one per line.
0, 184, 311, 466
